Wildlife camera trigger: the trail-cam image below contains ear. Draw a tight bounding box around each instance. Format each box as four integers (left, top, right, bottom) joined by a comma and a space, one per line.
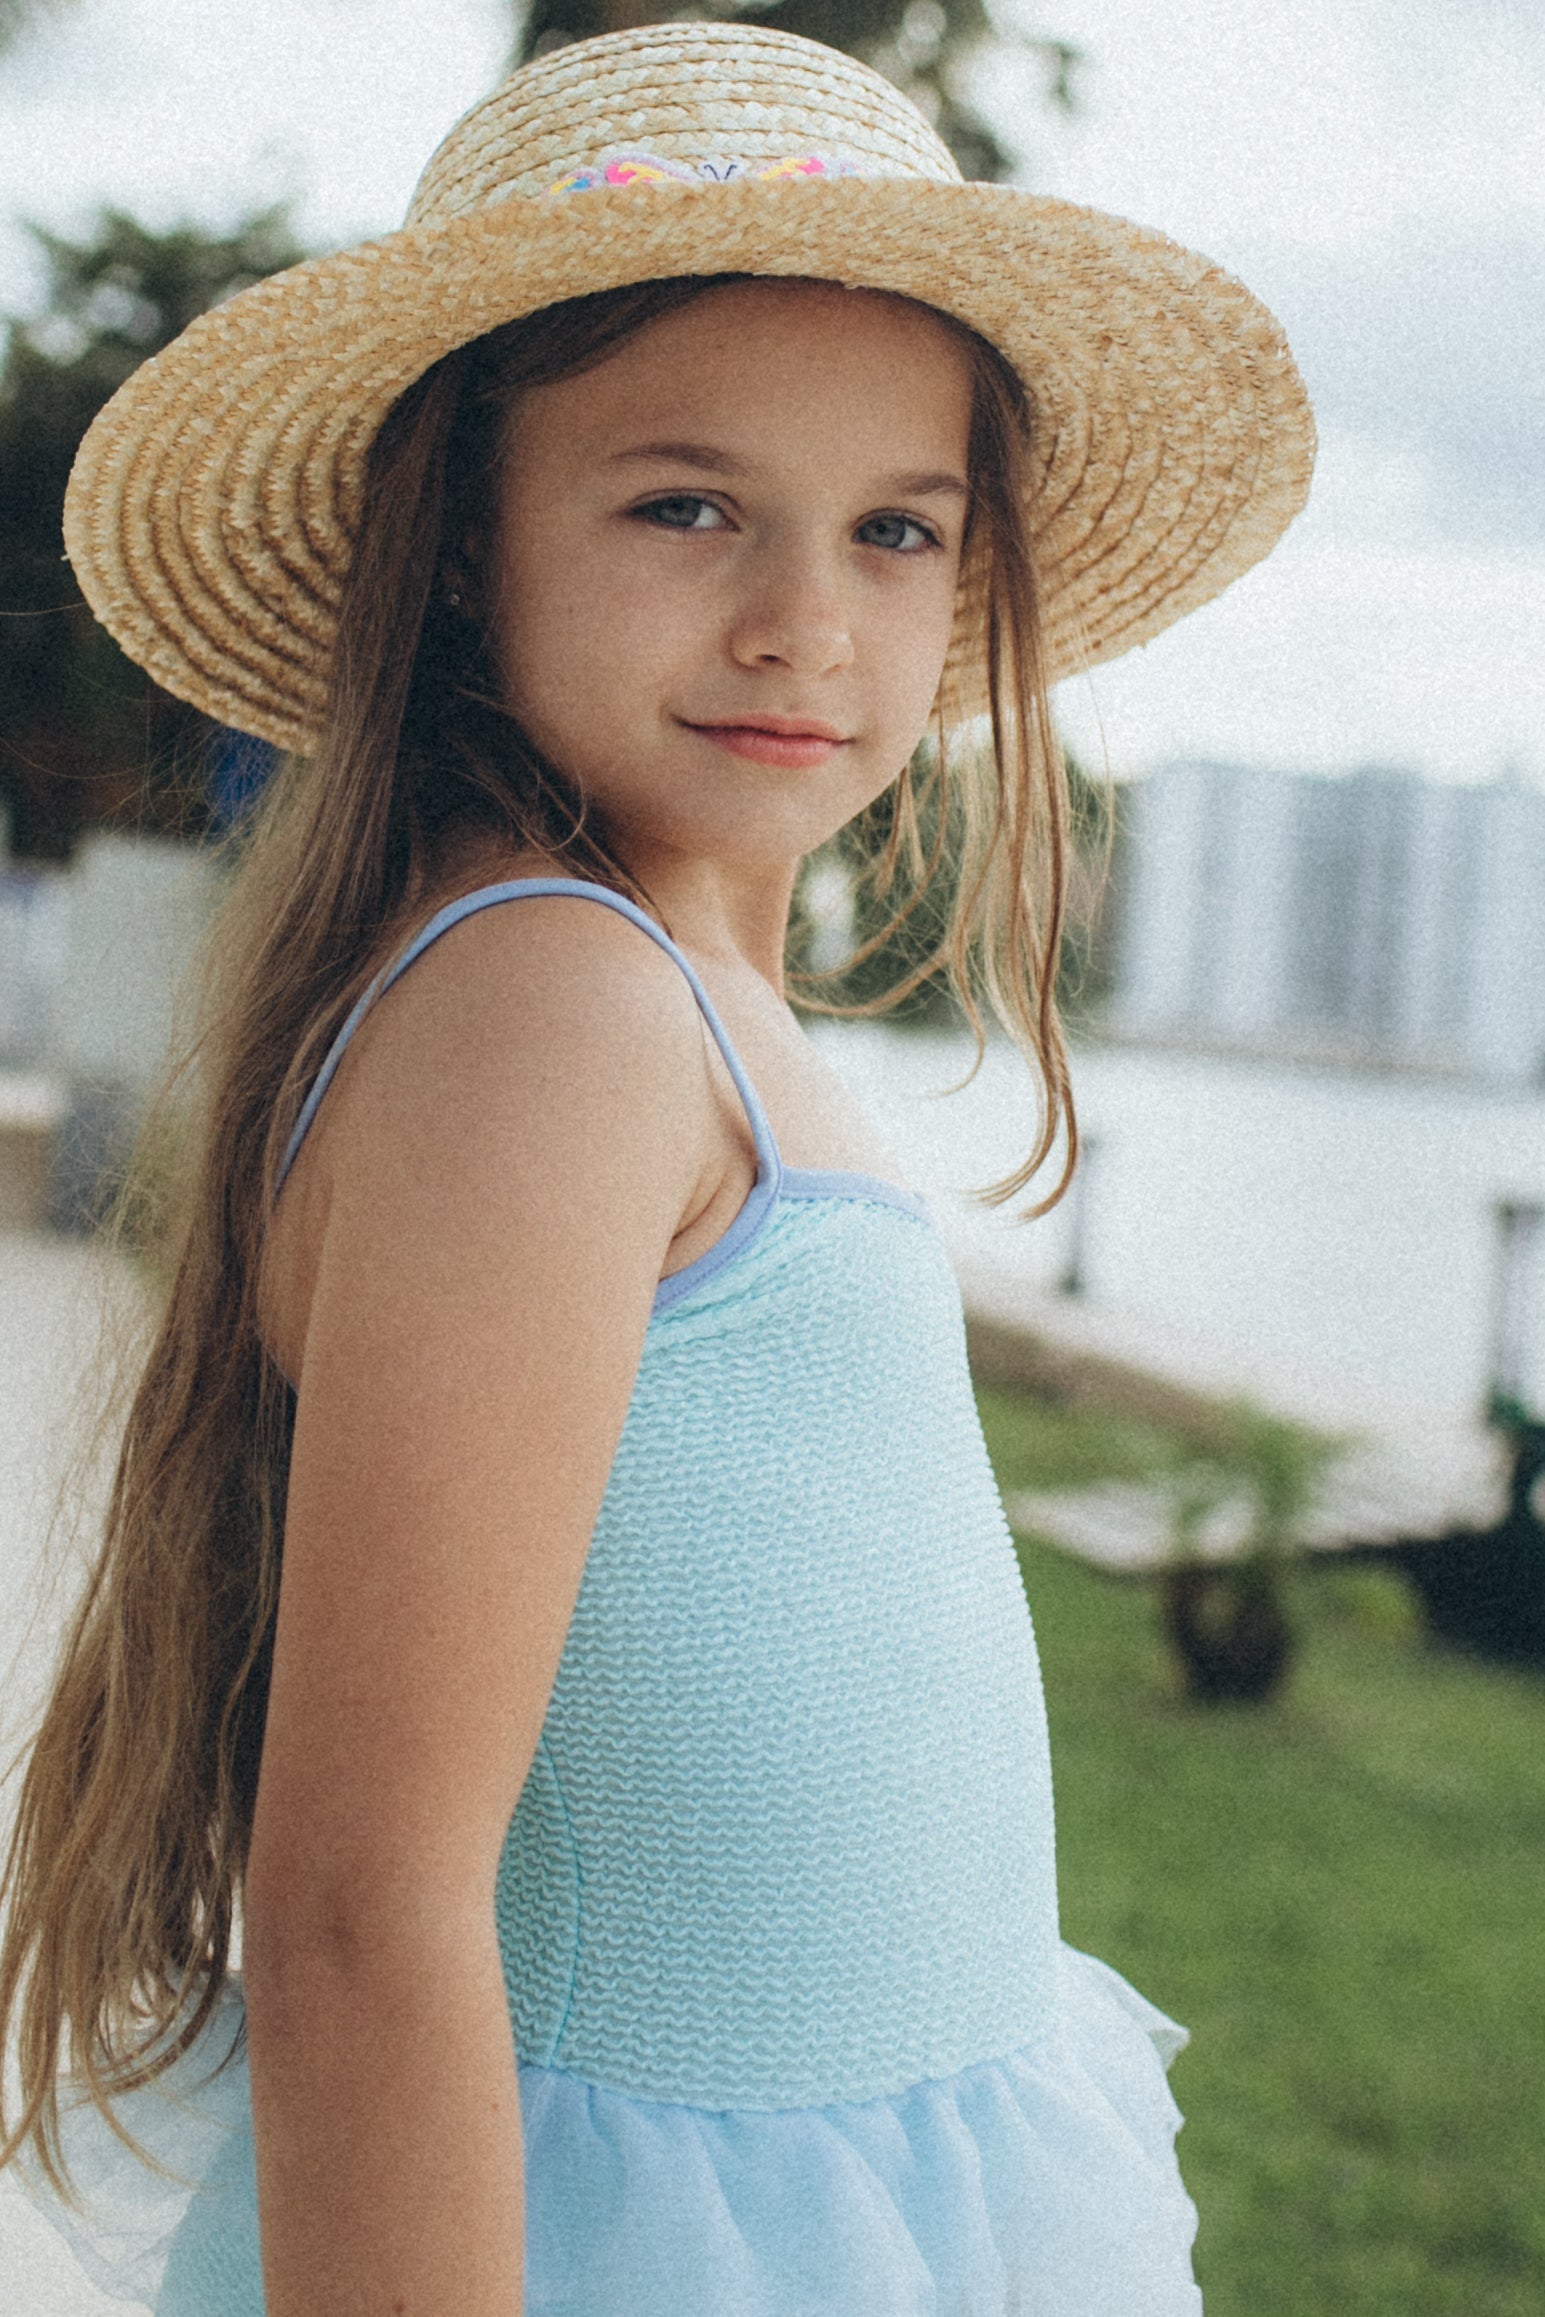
446, 507, 499, 620
440, 527, 486, 620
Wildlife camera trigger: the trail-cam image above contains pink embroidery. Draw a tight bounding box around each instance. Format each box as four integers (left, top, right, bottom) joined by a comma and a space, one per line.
604, 155, 695, 186
544, 152, 860, 196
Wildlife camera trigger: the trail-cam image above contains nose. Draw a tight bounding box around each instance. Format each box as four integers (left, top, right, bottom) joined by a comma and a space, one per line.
726, 537, 856, 677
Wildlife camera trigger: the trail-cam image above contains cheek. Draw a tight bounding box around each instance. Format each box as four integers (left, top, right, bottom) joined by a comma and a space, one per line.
496, 544, 664, 747
869, 574, 961, 739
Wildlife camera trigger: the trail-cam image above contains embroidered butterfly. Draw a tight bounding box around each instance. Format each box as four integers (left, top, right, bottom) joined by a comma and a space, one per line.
545, 152, 861, 195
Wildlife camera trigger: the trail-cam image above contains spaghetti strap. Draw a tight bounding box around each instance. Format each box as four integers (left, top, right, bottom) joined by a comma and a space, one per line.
276, 881, 784, 1214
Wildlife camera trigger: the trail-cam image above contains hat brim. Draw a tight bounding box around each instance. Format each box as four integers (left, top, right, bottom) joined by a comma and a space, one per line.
63, 176, 1315, 753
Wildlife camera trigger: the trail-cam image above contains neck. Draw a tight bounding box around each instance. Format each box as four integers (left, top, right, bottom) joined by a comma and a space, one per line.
428, 823, 801, 994
619, 844, 800, 991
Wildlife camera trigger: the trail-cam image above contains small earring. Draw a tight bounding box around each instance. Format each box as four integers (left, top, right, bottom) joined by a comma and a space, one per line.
447, 583, 465, 609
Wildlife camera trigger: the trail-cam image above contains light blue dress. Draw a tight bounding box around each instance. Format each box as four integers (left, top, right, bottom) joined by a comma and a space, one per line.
27, 880, 1201, 2314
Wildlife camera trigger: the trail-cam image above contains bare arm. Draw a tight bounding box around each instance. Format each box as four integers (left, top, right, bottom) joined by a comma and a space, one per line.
243, 900, 717, 2316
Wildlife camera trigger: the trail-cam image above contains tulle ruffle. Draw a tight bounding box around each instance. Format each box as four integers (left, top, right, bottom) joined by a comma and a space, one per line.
518, 1944, 1200, 2316
19, 1946, 1200, 2315
13, 1978, 251, 2311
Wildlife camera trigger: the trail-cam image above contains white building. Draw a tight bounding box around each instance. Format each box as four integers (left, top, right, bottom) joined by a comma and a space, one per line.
0, 826, 222, 1228
1115, 762, 1545, 1084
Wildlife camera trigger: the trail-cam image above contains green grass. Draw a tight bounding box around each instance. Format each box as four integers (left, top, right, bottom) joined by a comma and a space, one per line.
976, 1385, 1545, 2317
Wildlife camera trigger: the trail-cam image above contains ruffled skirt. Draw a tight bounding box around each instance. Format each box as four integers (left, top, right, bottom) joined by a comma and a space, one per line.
22, 1944, 1201, 2315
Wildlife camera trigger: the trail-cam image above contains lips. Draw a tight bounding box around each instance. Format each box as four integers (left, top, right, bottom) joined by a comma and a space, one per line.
681, 713, 851, 768
699, 712, 846, 738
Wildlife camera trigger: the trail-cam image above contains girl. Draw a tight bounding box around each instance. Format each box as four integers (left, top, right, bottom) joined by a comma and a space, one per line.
1, 22, 1313, 2315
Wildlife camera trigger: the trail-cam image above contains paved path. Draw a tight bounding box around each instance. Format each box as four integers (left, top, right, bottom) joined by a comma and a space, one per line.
951, 1233, 1510, 1570
1, 1232, 149, 2313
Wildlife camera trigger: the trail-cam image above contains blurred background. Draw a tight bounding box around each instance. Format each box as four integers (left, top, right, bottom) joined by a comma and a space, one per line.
0, 4, 1541, 2312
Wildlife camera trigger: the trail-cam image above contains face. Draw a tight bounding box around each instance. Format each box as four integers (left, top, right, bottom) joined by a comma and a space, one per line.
491, 278, 973, 878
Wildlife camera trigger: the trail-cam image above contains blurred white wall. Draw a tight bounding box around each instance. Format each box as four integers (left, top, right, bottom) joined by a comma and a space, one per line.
1115, 763, 1545, 1084
44, 832, 222, 1094
0, 831, 221, 1231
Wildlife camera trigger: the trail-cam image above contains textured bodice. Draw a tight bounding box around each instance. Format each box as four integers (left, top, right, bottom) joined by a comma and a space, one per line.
277, 878, 1062, 2113
495, 1185, 1060, 2108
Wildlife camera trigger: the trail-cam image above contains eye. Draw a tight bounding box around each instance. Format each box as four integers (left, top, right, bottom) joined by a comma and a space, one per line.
634, 493, 730, 532
856, 511, 941, 554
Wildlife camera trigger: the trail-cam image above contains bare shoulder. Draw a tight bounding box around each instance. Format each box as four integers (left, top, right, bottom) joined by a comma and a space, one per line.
340, 889, 707, 1153
328, 890, 708, 1170
247, 892, 720, 1931
263, 891, 717, 1385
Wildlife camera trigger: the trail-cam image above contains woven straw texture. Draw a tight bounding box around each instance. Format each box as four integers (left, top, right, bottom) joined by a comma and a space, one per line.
63, 21, 1315, 752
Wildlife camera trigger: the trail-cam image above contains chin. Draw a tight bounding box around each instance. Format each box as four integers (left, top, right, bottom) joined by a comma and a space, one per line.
618, 782, 859, 871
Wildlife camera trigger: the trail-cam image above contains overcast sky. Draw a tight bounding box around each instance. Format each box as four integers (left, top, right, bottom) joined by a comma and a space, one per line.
0, 0, 1539, 783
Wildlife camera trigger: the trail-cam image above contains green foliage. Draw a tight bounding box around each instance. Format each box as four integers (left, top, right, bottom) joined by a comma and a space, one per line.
787, 744, 1114, 1033
976, 1378, 1339, 1561
0, 208, 305, 857
977, 1386, 1545, 2317
974, 1378, 1185, 1492
978, 1378, 1339, 1702
1055, 755, 1122, 1026
1212, 1402, 1339, 1558
0, 0, 73, 58
790, 752, 965, 1027
513, 2, 1081, 182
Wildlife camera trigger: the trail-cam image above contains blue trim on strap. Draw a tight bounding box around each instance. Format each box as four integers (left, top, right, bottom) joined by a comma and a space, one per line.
278, 879, 781, 1187
779, 1166, 931, 1225
274, 879, 927, 1318
275, 880, 785, 1314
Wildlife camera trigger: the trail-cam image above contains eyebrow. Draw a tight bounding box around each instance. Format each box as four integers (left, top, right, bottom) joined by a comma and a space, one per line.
610, 440, 970, 499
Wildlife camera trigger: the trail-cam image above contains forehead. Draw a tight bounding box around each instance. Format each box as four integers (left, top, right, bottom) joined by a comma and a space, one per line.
507, 279, 974, 466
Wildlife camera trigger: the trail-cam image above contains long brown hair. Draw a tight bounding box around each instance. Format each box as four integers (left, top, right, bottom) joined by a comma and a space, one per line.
0, 273, 1074, 2186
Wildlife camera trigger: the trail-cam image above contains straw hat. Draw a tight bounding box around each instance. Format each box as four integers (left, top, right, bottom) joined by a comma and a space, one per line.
63, 21, 1315, 754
